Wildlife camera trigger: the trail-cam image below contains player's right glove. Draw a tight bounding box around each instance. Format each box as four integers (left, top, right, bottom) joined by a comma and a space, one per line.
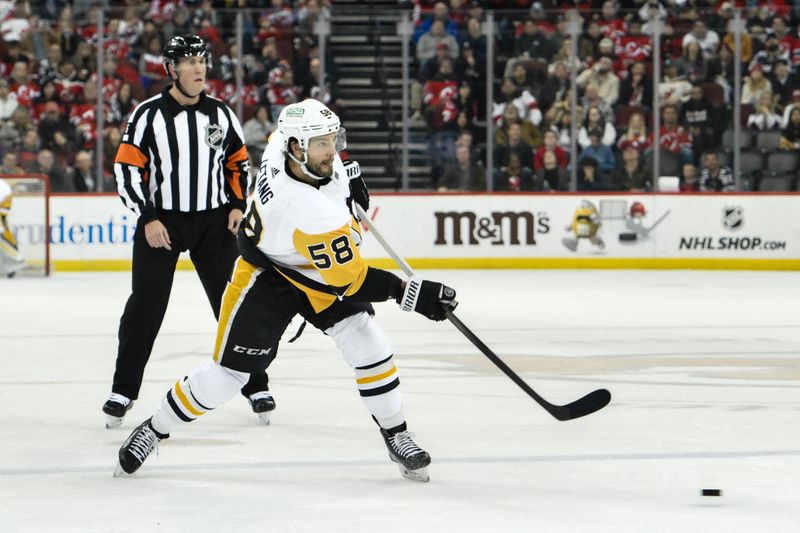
397, 276, 457, 321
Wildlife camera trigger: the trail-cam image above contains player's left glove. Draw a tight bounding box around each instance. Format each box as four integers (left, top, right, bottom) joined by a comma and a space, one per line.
344, 160, 369, 211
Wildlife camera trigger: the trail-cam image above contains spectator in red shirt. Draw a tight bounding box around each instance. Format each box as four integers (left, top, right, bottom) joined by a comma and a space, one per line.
534, 129, 567, 171
647, 104, 694, 164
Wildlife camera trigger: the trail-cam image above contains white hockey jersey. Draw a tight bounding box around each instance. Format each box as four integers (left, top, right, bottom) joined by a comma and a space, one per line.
243, 131, 365, 313
0, 178, 12, 215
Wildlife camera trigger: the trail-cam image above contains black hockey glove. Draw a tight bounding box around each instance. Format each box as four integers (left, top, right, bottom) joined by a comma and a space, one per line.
397, 276, 458, 321
344, 160, 369, 211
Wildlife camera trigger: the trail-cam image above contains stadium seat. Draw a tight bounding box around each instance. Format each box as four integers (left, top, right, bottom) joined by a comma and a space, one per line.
721, 128, 753, 150
758, 176, 795, 191
766, 151, 799, 174
644, 149, 680, 178
755, 130, 782, 152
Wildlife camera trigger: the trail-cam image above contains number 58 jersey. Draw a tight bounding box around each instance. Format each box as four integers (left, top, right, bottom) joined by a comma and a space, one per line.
241, 133, 366, 313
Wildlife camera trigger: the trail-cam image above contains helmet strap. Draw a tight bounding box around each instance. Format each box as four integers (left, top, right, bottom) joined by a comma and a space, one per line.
287, 149, 327, 181
168, 61, 201, 99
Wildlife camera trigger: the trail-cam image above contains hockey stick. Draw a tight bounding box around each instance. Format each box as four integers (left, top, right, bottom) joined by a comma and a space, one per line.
355, 205, 611, 421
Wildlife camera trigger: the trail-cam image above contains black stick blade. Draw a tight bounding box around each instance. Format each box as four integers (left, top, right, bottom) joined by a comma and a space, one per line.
550, 389, 612, 421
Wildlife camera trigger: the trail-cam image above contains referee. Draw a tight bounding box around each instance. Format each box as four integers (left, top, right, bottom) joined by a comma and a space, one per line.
103, 35, 274, 428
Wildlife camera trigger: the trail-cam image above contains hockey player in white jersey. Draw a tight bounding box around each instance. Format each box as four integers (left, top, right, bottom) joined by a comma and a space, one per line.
0, 178, 26, 278
115, 98, 457, 482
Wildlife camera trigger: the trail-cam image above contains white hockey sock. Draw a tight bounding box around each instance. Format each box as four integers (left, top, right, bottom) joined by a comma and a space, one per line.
151, 362, 248, 435
354, 356, 405, 430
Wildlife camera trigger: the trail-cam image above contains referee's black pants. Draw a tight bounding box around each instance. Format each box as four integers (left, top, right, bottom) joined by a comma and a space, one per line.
111, 207, 269, 400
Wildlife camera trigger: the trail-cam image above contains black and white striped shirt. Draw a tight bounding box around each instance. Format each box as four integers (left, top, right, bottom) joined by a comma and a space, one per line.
115, 88, 250, 224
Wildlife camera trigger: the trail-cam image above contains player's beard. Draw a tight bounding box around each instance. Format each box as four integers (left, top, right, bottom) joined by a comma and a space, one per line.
307, 157, 334, 178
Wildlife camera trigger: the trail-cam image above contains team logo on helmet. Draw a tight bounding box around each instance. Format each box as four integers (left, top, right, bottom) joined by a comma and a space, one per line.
205, 124, 223, 150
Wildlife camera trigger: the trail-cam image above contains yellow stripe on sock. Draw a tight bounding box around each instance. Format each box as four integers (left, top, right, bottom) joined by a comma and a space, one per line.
356, 366, 397, 385
174, 380, 204, 417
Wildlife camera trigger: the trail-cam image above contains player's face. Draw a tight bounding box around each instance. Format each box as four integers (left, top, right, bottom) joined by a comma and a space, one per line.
175, 55, 208, 95
305, 133, 337, 178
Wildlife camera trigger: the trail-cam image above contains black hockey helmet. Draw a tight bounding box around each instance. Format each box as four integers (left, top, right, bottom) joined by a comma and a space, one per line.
162, 34, 211, 75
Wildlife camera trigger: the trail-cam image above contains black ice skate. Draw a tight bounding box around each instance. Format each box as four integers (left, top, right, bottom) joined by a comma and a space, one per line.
248, 391, 276, 425
114, 418, 169, 477
102, 393, 134, 429
380, 424, 431, 483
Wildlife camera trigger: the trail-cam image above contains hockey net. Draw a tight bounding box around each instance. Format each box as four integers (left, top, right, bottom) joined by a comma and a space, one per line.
1, 174, 50, 276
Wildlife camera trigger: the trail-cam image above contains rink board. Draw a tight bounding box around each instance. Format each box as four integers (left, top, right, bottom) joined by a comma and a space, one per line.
7, 193, 800, 271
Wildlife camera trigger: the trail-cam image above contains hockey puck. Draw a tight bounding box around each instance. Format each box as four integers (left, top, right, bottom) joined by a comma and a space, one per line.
701, 489, 722, 497
618, 232, 637, 242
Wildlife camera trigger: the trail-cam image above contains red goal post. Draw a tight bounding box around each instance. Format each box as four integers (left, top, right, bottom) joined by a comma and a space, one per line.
1, 174, 50, 276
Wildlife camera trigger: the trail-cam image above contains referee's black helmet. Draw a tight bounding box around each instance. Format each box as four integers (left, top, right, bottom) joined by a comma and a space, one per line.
162, 34, 211, 75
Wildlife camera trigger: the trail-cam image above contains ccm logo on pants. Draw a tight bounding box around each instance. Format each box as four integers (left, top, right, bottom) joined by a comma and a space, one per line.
233, 345, 273, 356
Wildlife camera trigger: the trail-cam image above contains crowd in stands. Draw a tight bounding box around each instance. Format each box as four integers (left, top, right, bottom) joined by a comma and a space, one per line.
1, 0, 799, 194
0, 0, 332, 192
411, 0, 800, 192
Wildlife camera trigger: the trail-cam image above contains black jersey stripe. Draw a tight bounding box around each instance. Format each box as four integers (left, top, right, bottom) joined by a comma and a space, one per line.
187, 110, 199, 212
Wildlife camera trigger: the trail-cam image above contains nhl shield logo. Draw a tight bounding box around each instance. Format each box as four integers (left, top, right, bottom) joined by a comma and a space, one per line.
722, 206, 743, 230
205, 124, 223, 150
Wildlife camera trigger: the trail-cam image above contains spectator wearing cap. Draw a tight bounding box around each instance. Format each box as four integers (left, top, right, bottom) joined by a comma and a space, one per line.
513, 17, 553, 64
769, 59, 800, 110
578, 127, 616, 174
454, 41, 481, 92
742, 64, 773, 106
576, 57, 619, 108
417, 19, 459, 71
37, 100, 75, 152
681, 21, 720, 60
421, 41, 454, 82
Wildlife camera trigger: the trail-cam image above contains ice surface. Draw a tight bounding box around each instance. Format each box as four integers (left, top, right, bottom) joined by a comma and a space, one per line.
0, 269, 798, 532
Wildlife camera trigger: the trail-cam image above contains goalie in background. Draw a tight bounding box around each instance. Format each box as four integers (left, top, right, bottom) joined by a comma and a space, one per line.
562, 199, 605, 252
0, 177, 25, 278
